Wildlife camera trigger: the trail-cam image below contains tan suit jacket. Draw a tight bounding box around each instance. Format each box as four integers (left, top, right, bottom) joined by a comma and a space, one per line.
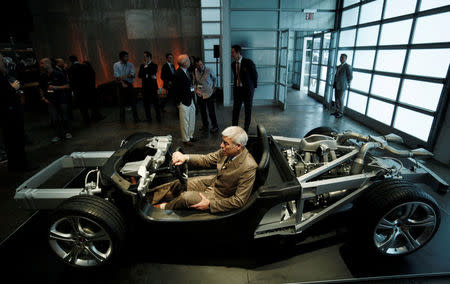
189, 148, 258, 213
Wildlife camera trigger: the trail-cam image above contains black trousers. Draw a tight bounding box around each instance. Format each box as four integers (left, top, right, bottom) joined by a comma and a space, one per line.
117, 82, 139, 122
2, 106, 26, 170
198, 95, 218, 128
74, 90, 90, 124
334, 88, 345, 115
142, 87, 161, 121
232, 87, 254, 131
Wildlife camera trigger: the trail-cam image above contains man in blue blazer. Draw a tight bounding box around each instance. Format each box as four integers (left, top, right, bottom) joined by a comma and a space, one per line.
231, 45, 258, 132
332, 53, 353, 118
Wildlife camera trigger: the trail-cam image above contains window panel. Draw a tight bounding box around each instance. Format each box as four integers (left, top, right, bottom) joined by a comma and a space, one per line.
204, 50, 215, 62
367, 98, 394, 125
356, 25, 379, 46
354, 50, 375, 70
321, 66, 328, 80
376, 50, 406, 73
351, 71, 371, 93
379, 19, 412, 45
348, 92, 368, 114
201, 0, 220, 7
323, 33, 331, 49
420, 0, 450, 11
310, 78, 317, 92
322, 50, 329, 65
359, 0, 383, 24
394, 107, 434, 141
202, 23, 220, 35
203, 38, 219, 49
400, 80, 443, 111
344, 0, 359, 7
311, 64, 319, 78
312, 50, 320, 64
371, 75, 400, 100
407, 48, 450, 78
339, 29, 356, 47
384, 0, 416, 19
318, 80, 326, 96
341, 7, 359, 28
313, 38, 321, 49
201, 8, 220, 21
413, 12, 450, 44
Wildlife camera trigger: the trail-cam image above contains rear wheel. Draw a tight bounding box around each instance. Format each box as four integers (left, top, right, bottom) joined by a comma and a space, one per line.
353, 180, 440, 257
48, 195, 126, 268
304, 126, 338, 138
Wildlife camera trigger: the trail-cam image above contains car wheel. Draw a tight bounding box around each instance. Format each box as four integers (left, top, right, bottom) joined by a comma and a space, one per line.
354, 179, 440, 257
304, 126, 338, 138
48, 195, 126, 268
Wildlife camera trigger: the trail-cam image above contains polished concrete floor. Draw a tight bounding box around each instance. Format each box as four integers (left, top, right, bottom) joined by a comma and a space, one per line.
0, 89, 449, 283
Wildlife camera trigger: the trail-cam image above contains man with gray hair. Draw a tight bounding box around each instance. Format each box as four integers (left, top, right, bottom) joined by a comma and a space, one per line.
148, 126, 258, 213
174, 54, 196, 146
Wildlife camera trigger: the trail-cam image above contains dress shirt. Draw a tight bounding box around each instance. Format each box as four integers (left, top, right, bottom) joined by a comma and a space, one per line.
113, 61, 135, 83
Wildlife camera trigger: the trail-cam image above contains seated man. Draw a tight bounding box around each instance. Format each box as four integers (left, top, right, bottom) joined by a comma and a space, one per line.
148, 126, 258, 213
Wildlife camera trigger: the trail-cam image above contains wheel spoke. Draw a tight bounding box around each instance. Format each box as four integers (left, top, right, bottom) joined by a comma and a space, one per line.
88, 231, 110, 242
85, 245, 107, 263
67, 217, 82, 234
64, 246, 81, 264
401, 203, 419, 220
377, 218, 396, 230
405, 215, 436, 228
379, 231, 399, 253
401, 230, 420, 251
49, 230, 75, 243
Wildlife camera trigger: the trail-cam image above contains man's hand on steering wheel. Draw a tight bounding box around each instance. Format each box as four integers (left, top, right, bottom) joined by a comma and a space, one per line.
172, 151, 188, 166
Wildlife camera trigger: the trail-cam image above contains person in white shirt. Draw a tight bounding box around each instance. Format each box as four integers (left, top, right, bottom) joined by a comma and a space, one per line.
113, 50, 139, 123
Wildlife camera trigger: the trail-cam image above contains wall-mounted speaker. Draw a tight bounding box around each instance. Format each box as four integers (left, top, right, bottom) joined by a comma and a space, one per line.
213, 45, 220, 58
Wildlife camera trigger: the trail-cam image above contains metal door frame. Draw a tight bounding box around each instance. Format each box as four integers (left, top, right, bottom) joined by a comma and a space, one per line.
276, 29, 290, 110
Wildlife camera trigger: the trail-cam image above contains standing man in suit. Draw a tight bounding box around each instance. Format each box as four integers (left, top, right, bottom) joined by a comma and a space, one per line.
0, 53, 28, 171
332, 53, 353, 118
138, 51, 161, 122
113, 50, 139, 123
231, 44, 258, 133
67, 55, 90, 124
160, 53, 176, 112
148, 126, 258, 213
174, 54, 196, 146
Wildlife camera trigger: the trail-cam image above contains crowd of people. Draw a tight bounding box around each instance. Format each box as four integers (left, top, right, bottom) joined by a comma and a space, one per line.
113, 50, 221, 146
0, 44, 259, 172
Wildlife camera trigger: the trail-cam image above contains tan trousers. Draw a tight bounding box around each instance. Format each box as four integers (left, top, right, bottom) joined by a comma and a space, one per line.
178, 102, 196, 142
149, 175, 215, 210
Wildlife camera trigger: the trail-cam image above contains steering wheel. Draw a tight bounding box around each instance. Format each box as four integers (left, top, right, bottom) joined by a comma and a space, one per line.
170, 147, 188, 185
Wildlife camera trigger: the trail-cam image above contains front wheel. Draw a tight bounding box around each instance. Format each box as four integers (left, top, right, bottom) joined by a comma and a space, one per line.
353, 180, 440, 257
48, 195, 126, 268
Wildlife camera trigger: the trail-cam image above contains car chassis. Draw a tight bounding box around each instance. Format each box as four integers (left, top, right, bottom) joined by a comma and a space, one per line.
14, 125, 449, 267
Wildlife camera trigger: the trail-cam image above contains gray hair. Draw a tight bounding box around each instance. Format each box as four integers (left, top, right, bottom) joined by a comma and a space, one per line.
177, 54, 190, 68
222, 126, 248, 146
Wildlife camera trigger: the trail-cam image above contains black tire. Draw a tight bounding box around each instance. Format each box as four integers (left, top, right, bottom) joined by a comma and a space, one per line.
48, 195, 127, 268
353, 179, 440, 257
304, 126, 338, 138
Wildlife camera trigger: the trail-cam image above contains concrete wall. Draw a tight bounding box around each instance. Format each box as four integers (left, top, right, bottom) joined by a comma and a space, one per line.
28, 0, 202, 87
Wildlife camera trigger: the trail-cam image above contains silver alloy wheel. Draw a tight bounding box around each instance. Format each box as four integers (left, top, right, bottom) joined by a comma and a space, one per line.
373, 201, 437, 255
49, 216, 113, 267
